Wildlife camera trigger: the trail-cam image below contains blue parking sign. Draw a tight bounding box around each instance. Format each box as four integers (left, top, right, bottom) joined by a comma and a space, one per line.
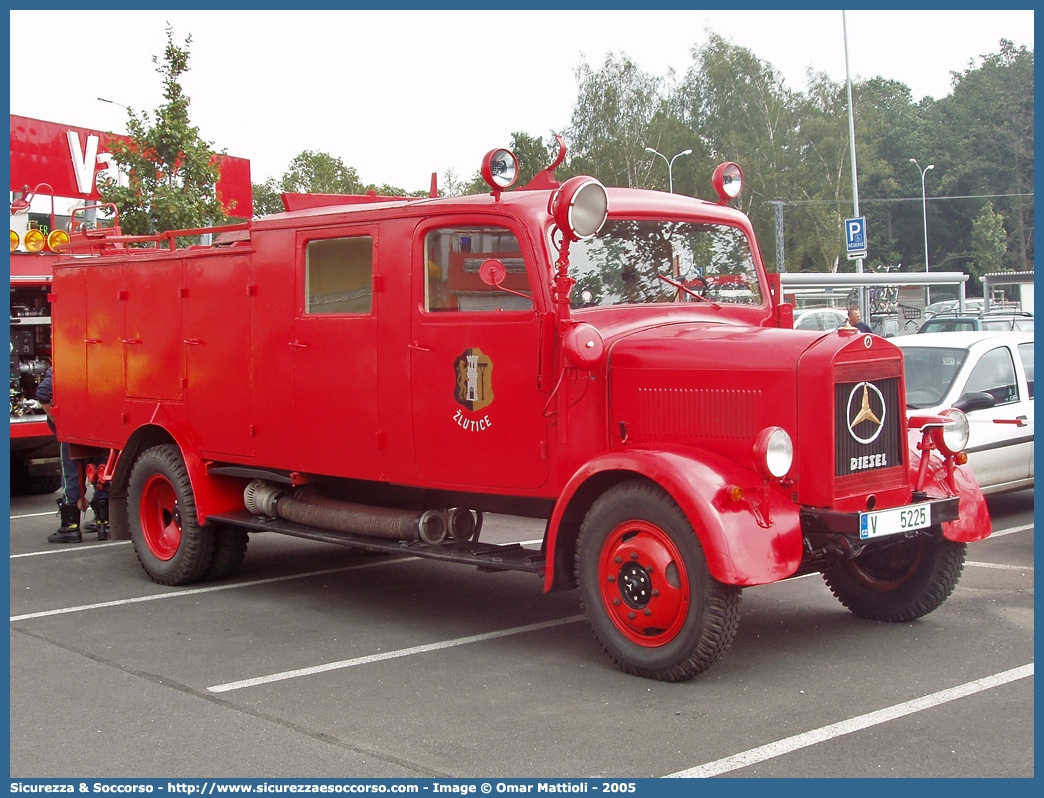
845, 216, 867, 259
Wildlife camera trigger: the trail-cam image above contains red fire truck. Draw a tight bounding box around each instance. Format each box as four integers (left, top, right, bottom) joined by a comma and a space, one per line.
49, 142, 990, 680
8, 114, 251, 495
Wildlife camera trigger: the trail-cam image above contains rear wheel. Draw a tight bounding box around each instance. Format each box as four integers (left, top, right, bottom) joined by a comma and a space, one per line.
575, 480, 740, 681
128, 444, 215, 586
205, 525, 249, 580
823, 530, 966, 621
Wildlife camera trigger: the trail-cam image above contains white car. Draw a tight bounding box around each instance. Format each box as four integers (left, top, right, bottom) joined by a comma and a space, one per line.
895, 331, 1034, 495
794, 307, 848, 332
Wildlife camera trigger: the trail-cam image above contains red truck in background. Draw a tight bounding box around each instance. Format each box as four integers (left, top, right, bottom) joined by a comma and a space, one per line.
9, 113, 252, 498
10, 247, 62, 494
49, 142, 991, 681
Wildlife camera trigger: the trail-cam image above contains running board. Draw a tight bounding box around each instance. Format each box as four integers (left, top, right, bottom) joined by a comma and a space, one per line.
209, 510, 546, 575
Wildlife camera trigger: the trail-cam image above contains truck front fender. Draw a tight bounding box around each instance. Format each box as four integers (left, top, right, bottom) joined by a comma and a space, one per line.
907, 442, 992, 542
544, 448, 802, 592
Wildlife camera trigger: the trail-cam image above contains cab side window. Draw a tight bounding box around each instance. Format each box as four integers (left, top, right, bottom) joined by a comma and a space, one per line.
424, 226, 532, 312
306, 236, 374, 314
962, 347, 1019, 406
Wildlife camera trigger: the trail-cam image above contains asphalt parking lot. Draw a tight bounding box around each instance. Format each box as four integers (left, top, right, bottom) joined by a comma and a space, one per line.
8, 488, 1034, 779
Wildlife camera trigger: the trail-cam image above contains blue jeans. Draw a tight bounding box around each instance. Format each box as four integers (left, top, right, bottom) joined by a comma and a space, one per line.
59, 443, 109, 505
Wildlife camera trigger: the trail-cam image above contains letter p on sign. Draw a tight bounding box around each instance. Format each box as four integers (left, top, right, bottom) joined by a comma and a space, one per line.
845, 216, 867, 259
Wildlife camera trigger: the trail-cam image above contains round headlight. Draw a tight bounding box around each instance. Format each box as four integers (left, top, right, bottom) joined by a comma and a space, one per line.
552, 176, 608, 241
935, 408, 970, 456
481, 148, 519, 190
712, 162, 744, 203
753, 426, 794, 480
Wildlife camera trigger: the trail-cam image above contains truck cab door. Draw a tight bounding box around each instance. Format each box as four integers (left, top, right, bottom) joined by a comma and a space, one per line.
410, 220, 549, 490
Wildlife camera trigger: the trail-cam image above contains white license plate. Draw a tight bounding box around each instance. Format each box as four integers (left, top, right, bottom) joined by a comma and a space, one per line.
859, 503, 932, 540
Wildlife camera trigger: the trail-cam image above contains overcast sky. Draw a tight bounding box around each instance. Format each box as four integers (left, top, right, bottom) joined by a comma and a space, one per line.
9, 8, 1035, 194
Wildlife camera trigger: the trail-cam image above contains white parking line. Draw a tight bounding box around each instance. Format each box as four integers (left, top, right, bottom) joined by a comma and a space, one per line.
986, 522, 1033, 538
967, 561, 1033, 571
208, 615, 585, 693
11, 541, 131, 558
666, 663, 1034, 778
10, 511, 59, 520
9, 558, 417, 622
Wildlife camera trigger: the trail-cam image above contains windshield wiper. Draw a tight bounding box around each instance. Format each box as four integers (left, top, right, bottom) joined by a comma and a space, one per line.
656, 274, 721, 309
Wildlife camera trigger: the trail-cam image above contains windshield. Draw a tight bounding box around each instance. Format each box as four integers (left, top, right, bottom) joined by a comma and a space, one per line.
566, 220, 762, 308
902, 346, 969, 408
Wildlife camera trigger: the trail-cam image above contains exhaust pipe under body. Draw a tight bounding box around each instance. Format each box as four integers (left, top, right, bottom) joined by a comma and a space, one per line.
243, 480, 478, 545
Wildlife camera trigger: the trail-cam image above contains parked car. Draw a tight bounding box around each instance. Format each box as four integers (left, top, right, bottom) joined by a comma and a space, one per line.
918, 312, 1034, 334
871, 314, 900, 338
793, 306, 848, 331
895, 331, 1034, 495
924, 299, 985, 318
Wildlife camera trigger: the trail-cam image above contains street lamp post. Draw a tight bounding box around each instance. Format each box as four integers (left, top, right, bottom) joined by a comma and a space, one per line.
97, 97, 131, 111
910, 158, 935, 304
645, 147, 692, 193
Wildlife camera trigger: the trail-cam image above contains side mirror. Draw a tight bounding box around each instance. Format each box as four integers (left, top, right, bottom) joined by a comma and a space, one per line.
479, 258, 507, 288
953, 392, 996, 413
478, 259, 532, 304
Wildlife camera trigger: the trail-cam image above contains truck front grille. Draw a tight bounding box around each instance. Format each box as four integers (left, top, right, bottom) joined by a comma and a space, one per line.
834, 377, 903, 477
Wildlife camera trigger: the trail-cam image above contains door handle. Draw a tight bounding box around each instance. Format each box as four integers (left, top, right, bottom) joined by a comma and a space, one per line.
85, 338, 102, 344
122, 339, 141, 345
408, 342, 431, 352
289, 341, 308, 349
993, 415, 1028, 427
184, 339, 201, 345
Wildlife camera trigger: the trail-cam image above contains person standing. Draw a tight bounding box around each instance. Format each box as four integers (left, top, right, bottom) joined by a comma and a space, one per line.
847, 304, 872, 333
35, 367, 109, 543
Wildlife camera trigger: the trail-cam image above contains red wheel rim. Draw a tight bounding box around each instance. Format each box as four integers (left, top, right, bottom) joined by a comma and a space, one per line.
140, 473, 182, 561
598, 520, 689, 647
847, 539, 924, 591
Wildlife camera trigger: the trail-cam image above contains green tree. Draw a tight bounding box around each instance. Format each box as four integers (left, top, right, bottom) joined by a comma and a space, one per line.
969, 201, 1007, 283
280, 149, 363, 195
935, 40, 1033, 272
99, 27, 228, 236
852, 78, 932, 275
675, 33, 801, 267
251, 178, 283, 217
566, 53, 668, 188
252, 150, 428, 216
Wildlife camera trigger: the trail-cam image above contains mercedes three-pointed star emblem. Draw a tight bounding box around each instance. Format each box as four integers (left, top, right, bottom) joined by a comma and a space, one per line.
846, 382, 886, 444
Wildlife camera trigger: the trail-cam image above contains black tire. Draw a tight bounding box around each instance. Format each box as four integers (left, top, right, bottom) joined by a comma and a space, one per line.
24, 474, 63, 495
128, 444, 215, 586
9, 458, 61, 495
575, 480, 741, 681
823, 530, 966, 621
205, 525, 249, 580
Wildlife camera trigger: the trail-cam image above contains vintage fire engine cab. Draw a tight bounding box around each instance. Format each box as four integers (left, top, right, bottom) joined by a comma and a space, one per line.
50, 143, 991, 681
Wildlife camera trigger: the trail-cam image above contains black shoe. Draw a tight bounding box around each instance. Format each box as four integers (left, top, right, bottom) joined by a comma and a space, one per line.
47, 528, 83, 544
92, 498, 110, 541
49, 501, 82, 544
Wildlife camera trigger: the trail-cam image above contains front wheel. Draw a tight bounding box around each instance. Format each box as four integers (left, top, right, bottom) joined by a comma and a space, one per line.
128, 444, 215, 586
575, 480, 740, 681
823, 530, 966, 621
